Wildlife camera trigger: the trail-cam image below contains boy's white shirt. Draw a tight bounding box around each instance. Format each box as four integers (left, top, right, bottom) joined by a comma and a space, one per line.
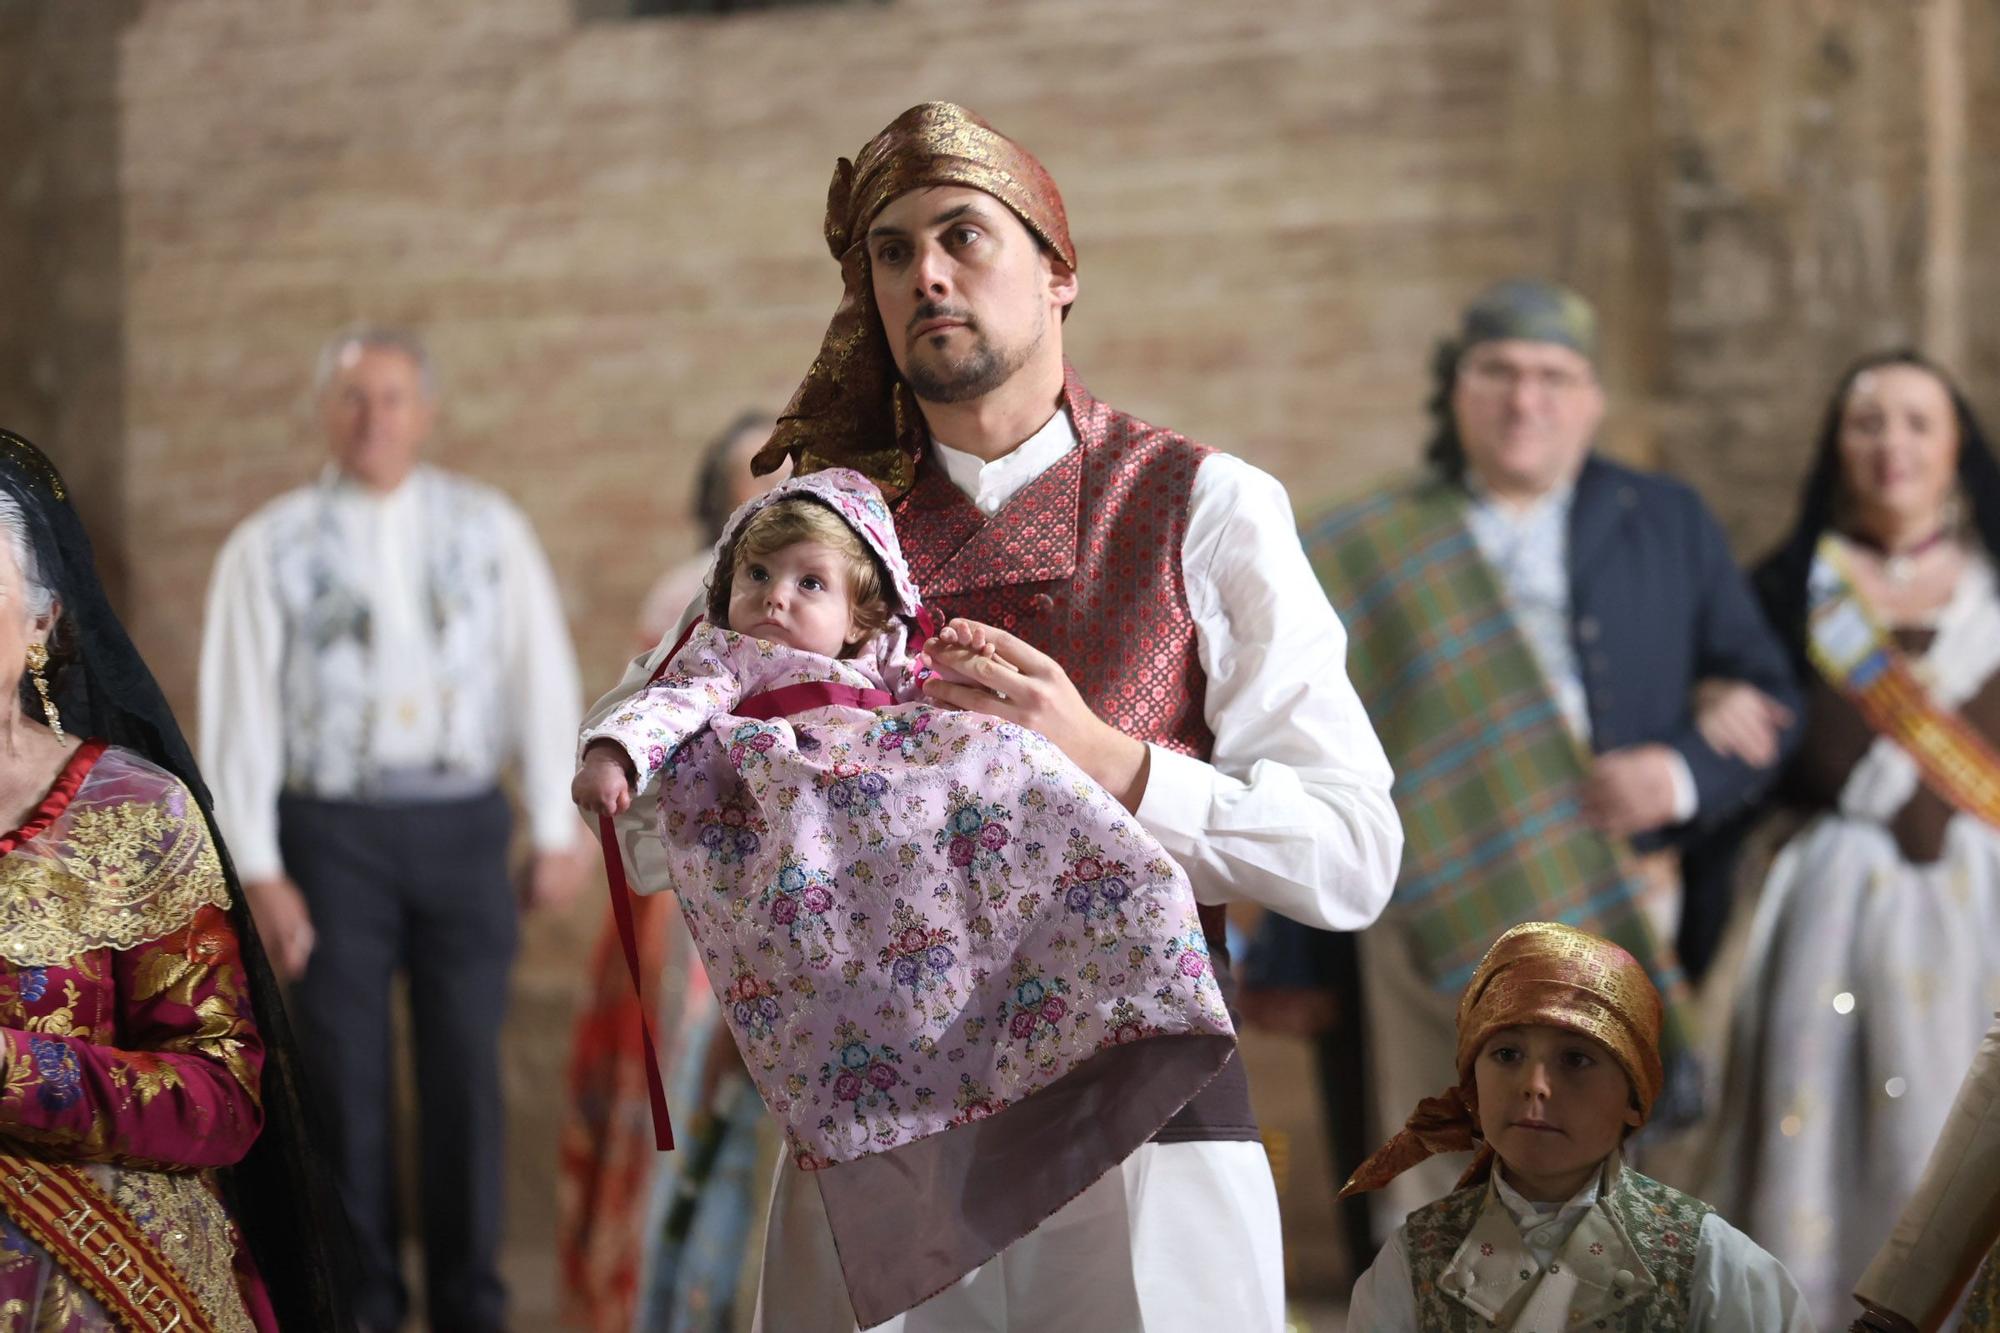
1346, 1155, 1819, 1331
586, 405, 1404, 934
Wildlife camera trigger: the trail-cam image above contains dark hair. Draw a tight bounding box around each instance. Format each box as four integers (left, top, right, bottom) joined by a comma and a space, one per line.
1753, 348, 2000, 672
693, 411, 774, 544
1423, 337, 1470, 482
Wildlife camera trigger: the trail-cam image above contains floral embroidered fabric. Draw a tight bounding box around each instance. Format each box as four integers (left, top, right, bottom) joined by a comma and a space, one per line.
0, 742, 268, 1329
1405, 1162, 1709, 1332
586, 624, 1233, 1168
0, 745, 234, 966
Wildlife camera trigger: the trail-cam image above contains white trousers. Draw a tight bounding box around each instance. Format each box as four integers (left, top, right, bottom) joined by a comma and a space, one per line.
752, 1140, 1286, 1332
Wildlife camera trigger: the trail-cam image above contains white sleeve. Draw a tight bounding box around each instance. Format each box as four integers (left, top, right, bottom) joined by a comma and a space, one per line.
1687, 1213, 1817, 1331
197, 517, 288, 884
1133, 453, 1403, 930
1345, 1229, 1419, 1331
496, 500, 589, 853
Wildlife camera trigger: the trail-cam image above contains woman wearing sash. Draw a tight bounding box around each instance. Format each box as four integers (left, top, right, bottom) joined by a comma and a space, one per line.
1711, 350, 2000, 1330
0, 434, 344, 1330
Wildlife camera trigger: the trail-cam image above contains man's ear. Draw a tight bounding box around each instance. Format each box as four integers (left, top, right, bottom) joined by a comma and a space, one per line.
1047, 257, 1078, 312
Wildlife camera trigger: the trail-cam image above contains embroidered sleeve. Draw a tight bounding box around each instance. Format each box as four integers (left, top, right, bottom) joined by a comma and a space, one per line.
0, 903, 265, 1169
579, 626, 752, 795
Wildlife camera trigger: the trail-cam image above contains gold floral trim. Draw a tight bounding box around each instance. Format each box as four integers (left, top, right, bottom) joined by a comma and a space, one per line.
0, 749, 233, 966
110, 1166, 257, 1333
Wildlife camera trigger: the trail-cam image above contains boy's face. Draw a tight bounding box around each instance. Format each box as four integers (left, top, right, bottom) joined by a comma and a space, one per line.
1472, 1023, 1641, 1203
727, 539, 866, 658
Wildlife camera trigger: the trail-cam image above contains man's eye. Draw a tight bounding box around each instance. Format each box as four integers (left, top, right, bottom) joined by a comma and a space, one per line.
875, 243, 906, 265
950, 226, 981, 247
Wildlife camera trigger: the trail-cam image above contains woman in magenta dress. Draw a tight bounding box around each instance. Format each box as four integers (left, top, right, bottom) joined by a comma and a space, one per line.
0, 433, 343, 1331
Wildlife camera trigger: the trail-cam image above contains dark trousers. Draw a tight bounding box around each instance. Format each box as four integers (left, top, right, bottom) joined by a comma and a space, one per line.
279, 790, 517, 1333
1310, 930, 1376, 1272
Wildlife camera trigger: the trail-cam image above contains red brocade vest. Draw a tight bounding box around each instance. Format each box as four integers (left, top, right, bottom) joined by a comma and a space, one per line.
892, 366, 1256, 1143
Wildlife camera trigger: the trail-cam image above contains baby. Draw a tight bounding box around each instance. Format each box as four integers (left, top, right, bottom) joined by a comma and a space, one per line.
1344, 921, 1814, 1331
573, 467, 1233, 1326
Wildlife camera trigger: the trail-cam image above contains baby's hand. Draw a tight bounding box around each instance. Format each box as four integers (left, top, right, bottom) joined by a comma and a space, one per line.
923, 617, 1015, 683
573, 741, 637, 817
933, 618, 1001, 659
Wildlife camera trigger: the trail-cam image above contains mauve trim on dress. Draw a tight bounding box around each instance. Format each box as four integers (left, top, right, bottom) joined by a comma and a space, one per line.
814, 1028, 1237, 1328
0, 737, 107, 853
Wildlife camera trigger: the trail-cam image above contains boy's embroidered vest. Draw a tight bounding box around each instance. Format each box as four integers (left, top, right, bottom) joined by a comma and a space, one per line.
1404, 1163, 1711, 1332
265, 467, 514, 799
893, 366, 1256, 1142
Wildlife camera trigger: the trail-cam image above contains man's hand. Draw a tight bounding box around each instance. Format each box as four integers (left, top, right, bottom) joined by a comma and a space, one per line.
573, 740, 637, 817
1694, 679, 1794, 769
919, 618, 1151, 810
244, 875, 315, 982
521, 841, 592, 913
1238, 986, 1341, 1039
1582, 744, 1683, 837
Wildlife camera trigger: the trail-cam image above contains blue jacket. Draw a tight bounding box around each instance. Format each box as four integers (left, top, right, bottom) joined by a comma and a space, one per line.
1565, 454, 1802, 842
1252, 454, 1801, 986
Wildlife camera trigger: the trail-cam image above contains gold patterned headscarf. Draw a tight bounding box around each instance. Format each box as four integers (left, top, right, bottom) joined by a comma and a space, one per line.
752, 102, 1076, 500
1341, 921, 1665, 1196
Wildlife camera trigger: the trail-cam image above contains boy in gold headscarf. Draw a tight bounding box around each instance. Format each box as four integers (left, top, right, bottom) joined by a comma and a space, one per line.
1344, 921, 1813, 1330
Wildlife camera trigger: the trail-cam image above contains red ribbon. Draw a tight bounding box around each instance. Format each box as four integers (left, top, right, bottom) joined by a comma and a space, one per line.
591, 617, 709, 1153
737, 681, 893, 719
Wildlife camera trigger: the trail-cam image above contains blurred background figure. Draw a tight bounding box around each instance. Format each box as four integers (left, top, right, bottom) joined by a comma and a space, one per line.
634, 413, 786, 652
559, 409, 783, 1333
198, 326, 593, 1333
1709, 351, 2000, 1331
1246, 278, 1801, 1241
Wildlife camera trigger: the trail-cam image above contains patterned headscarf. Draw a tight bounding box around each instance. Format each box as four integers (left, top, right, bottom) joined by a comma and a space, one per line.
1341, 921, 1665, 1196
1458, 278, 1599, 363
752, 102, 1076, 500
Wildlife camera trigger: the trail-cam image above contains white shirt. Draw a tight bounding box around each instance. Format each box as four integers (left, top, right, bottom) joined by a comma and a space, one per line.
1348, 1168, 1818, 1331
199, 465, 586, 881
924, 408, 1404, 930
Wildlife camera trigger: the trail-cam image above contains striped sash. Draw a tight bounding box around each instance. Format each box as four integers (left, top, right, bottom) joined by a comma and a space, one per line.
1807, 535, 2000, 829
0, 1152, 218, 1333
1305, 476, 1692, 1056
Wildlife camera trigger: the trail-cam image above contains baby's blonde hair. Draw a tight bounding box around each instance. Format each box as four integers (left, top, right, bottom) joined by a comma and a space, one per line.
724, 499, 893, 649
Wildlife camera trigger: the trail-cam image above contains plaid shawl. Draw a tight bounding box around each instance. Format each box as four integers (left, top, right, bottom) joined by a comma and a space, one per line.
1306, 473, 1692, 1058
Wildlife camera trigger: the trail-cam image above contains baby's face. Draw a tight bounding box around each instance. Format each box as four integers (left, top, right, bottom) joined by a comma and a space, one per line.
727, 539, 863, 658
1472, 1023, 1640, 1202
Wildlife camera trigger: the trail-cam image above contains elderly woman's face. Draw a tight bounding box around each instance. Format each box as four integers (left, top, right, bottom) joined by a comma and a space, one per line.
1838, 364, 1960, 539
0, 539, 55, 719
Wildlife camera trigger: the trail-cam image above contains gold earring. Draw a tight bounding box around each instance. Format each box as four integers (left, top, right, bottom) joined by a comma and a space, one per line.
24, 643, 61, 742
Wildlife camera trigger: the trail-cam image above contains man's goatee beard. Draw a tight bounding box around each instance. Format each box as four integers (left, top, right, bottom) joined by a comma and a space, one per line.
906, 326, 1042, 405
